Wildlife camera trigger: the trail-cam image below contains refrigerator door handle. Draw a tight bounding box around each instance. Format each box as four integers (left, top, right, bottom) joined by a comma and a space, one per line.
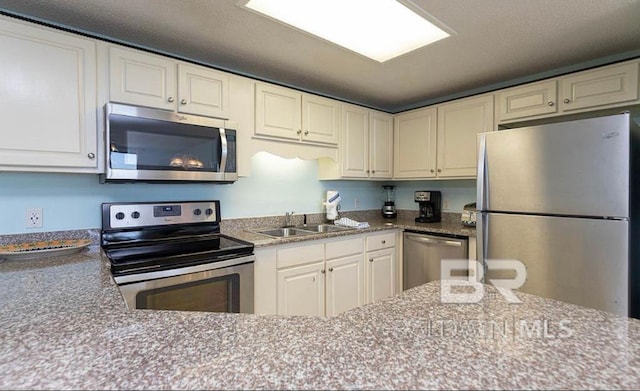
477, 133, 488, 210
477, 212, 488, 283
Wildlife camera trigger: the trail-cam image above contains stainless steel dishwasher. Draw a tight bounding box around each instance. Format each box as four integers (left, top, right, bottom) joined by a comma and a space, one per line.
403, 230, 468, 290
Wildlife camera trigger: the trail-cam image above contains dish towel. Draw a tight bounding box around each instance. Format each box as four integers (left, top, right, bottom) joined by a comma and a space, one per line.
334, 217, 370, 229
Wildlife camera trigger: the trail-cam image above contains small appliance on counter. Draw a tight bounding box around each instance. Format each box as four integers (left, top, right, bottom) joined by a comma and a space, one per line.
382, 185, 397, 218
415, 191, 441, 223
461, 202, 477, 227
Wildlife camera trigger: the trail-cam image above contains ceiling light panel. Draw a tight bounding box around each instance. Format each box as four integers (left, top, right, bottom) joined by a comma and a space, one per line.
243, 0, 452, 62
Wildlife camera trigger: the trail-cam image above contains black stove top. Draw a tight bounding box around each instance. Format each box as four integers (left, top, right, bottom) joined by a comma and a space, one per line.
100, 201, 254, 278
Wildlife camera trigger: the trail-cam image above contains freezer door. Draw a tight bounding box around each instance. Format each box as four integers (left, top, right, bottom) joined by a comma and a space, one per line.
480, 212, 628, 316
477, 113, 629, 218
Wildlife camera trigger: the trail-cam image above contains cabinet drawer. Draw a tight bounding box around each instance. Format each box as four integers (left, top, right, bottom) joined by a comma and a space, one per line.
326, 237, 364, 260
366, 232, 396, 252
276, 243, 324, 269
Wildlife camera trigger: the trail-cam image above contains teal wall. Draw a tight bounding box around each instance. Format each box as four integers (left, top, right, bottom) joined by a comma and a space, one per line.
0, 152, 475, 234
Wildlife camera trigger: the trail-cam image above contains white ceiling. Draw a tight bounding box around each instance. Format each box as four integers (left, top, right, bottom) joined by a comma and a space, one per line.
1, 0, 639, 113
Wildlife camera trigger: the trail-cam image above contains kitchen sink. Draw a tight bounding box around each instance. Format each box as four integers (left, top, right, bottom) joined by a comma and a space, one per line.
300, 224, 352, 233
254, 227, 315, 238
252, 224, 353, 238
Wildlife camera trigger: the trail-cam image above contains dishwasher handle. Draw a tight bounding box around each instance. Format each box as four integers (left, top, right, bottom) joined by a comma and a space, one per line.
404, 233, 463, 247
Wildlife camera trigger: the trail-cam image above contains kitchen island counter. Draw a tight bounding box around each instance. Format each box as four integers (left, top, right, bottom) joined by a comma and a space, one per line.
0, 248, 639, 390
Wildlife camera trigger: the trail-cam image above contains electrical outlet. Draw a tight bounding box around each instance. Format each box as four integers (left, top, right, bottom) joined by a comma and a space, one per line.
354, 197, 359, 208
443, 200, 450, 210
26, 208, 43, 228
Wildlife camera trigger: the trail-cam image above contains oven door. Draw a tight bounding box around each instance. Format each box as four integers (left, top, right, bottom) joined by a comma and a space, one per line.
116, 255, 254, 313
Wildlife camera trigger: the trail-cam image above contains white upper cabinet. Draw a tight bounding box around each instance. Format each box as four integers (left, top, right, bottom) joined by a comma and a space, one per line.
436, 94, 494, 178
393, 107, 437, 178
255, 82, 339, 146
497, 59, 639, 124
369, 110, 394, 179
109, 46, 229, 118
560, 61, 639, 112
0, 16, 99, 172
325, 104, 392, 179
497, 80, 558, 122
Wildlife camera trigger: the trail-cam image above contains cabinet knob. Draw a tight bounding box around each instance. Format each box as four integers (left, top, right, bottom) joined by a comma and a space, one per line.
296, 129, 302, 135
369, 258, 374, 262
430, 169, 435, 173
167, 97, 174, 103
437, 169, 442, 173
180, 99, 187, 105
547, 101, 554, 106
304, 130, 309, 135
321, 269, 326, 274
366, 170, 370, 173
328, 267, 334, 272
563, 98, 571, 104
372, 170, 376, 174
381, 240, 386, 244
87, 153, 95, 159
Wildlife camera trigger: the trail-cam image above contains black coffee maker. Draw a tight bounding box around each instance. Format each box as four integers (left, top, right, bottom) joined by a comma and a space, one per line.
415, 191, 442, 223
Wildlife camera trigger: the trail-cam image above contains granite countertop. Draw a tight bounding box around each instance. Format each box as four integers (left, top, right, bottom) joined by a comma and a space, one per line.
1, 246, 639, 390
229, 214, 476, 248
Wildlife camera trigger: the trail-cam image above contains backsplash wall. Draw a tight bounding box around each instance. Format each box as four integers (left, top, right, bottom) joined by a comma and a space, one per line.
0, 152, 476, 234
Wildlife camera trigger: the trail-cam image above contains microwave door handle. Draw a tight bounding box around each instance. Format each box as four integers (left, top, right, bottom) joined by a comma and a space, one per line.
219, 128, 227, 173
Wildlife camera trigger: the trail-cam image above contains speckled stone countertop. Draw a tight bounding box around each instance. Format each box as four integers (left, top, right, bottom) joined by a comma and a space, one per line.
1, 245, 639, 389
225, 210, 476, 247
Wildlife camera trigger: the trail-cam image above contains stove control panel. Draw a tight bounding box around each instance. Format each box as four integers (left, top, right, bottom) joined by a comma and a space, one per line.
103, 201, 220, 229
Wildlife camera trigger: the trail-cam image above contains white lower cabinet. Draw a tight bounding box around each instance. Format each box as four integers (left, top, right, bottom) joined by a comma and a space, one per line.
255, 231, 399, 316
365, 232, 397, 303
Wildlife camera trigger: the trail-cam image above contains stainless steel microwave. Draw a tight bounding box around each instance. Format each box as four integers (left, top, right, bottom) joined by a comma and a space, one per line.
100, 103, 238, 183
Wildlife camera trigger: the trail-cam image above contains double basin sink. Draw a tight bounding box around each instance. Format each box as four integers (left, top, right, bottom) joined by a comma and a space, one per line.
253, 224, 353, 238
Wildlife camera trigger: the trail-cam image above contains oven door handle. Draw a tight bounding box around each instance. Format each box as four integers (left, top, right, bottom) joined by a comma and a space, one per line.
113, 254, 255, 285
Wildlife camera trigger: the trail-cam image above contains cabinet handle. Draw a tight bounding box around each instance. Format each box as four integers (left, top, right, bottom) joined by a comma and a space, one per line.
296, 129, 302, 135
547, 101, 554, 106
181, 99, 187, 105
167, 97, 174, 103
328, 267, 334, 272
87, 153, 95, 159
563, 98, 571, 104
321, 269, 326, 274
369, 258, 374, 262
304, 130, 309, 135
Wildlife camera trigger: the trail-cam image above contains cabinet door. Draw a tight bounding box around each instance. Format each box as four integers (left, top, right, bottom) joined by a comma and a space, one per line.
255, 83, 301, 140
340, 104, 369, 178
0, 17, 98, 170
325, 254, 365, 317
177, 63, 229, 119
109, 46, 176, 110
369, 111, 393, 179
436, 94, 494, 178
560, 61, 639, 112
366, 248, 396, 304
393, 107, 437, 178
497, 80, 558, 122
277, 261, 325, 316
302, 94, 340, 145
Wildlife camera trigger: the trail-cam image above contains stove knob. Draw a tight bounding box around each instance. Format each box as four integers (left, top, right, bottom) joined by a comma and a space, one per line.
205, 208, 214, 216
194, 208, 202, 216
115, 212, 125, 220
131, 211, 140, 219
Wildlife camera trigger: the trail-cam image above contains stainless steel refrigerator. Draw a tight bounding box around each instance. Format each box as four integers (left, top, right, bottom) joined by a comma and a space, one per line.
477, 112, 639, 317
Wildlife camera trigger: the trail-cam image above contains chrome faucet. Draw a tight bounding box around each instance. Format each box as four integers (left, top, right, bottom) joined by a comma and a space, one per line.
284, 211, 295, 227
